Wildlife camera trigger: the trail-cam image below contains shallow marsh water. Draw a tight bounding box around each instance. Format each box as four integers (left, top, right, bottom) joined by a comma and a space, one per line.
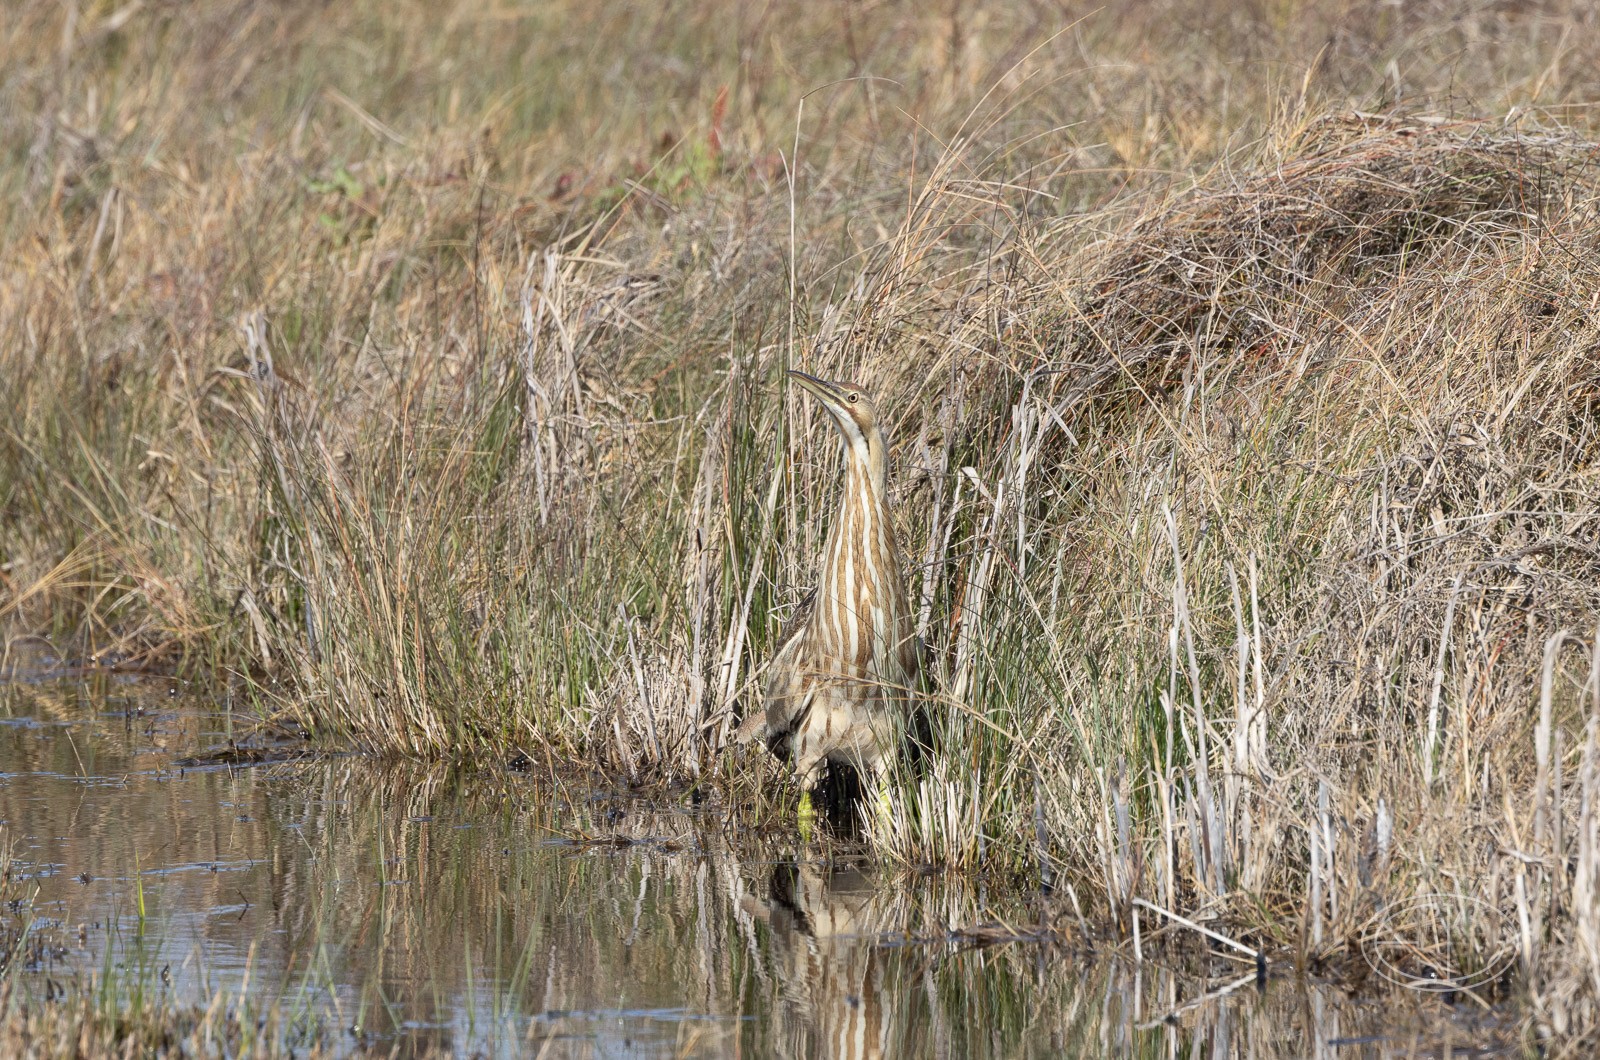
0, 674, 1516, 1057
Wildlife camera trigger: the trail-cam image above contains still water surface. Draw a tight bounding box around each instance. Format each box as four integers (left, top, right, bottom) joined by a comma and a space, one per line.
0, 673, 1511, 1057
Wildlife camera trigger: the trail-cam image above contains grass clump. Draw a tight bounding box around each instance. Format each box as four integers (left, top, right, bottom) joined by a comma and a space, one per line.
7, 0, 1600, 1046
0, 979, 332, 1060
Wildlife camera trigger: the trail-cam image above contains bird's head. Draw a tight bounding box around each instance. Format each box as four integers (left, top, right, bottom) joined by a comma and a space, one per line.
787, 369, 879, 441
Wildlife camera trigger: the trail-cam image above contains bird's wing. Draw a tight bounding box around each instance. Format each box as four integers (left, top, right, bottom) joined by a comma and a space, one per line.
733, 588, 816, 745
734, 708, 768, 744
771, 586, 815, 659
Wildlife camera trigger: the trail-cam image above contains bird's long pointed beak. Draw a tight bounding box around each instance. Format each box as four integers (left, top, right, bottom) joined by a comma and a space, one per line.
787, 369, 846, 409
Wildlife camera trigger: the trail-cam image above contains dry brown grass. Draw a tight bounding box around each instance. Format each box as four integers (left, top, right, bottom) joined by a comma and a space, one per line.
7, 0, 1600, 1048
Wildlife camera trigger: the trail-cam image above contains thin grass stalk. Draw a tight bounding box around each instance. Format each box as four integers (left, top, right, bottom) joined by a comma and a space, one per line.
1536, 630, 1567, 851
1424, 573, 1465, 790
1577, 673, 1600, 998
1165, 504, 1222, 896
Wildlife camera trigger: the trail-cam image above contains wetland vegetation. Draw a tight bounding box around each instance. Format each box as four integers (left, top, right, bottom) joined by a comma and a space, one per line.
6, 0, 1600, 1053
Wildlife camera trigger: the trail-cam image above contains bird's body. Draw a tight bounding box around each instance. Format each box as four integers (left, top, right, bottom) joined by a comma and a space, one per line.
738, 371, 921, 792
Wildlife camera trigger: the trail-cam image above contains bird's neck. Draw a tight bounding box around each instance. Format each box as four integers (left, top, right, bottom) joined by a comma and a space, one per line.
814, 429, 902, 629
797, 418, 919, 688
842, 424, 888, 498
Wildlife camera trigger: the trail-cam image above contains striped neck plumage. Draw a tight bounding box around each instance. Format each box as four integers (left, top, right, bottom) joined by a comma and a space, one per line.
810, 421, 900, 663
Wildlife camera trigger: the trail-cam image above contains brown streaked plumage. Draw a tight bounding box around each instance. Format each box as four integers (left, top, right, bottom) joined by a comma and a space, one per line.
737, 370, 922, 792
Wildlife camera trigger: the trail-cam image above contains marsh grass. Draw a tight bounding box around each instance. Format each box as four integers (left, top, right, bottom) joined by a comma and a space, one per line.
7, 0, 1600, 1047
0, 979, 325, 1059
0, 833, 330, 1058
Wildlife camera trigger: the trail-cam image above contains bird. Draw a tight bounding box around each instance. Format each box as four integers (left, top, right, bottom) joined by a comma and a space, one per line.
737, 369, 923, 815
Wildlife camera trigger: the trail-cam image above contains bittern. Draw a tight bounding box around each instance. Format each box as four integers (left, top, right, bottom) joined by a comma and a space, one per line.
738, 370, 922, 803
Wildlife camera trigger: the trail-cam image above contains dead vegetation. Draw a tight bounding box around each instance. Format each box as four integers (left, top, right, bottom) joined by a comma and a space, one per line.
7, 0, 1600, 1049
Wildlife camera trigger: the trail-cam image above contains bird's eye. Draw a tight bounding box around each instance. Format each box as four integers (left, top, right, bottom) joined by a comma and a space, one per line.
848, 393, 859, 404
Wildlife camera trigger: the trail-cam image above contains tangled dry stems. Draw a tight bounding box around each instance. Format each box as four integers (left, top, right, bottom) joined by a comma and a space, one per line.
7, 0, 1600, 1046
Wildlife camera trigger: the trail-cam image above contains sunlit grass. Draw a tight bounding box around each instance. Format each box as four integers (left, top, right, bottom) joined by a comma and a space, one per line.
5, 0, 1600, 1047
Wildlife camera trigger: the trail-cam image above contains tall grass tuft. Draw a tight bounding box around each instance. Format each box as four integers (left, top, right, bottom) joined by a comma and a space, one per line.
9, 0, 1600, 1043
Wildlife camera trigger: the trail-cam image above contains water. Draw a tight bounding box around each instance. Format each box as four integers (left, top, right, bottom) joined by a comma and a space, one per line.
0, 673, 1514, 1057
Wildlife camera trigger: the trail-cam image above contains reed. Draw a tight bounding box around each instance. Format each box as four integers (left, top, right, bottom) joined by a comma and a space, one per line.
6, 0, 1600, 1046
